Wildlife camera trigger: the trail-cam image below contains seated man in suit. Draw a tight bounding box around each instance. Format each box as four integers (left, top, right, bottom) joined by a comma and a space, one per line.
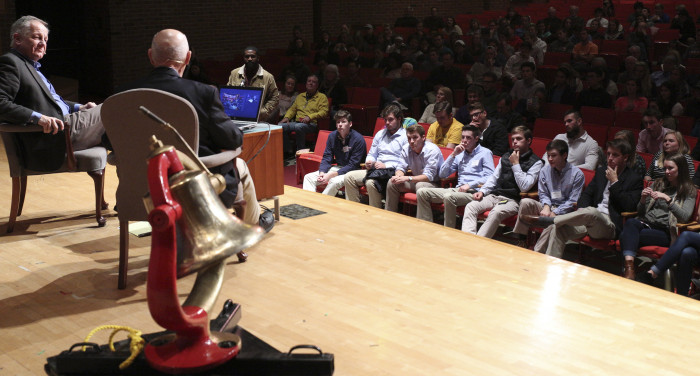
302, 110, 366, 196
385, 124, 444, 212
513, 139, 585, 247
462, 125, 544, 238
279, 74, 329, 158
416, 125, 495, 228
344, 104, 408, 208
525, 139, 643, 259
0, 15, 105, 172
117, 29, 269, 231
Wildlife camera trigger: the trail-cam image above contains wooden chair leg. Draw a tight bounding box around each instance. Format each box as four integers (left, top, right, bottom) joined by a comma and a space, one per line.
17, 176, 27, 216
87, 169, 107, 227
7, 176, 21, 233
118, 219, 129, 289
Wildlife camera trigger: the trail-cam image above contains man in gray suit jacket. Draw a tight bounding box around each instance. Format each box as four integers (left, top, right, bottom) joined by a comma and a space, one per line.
0, 16, 104, 172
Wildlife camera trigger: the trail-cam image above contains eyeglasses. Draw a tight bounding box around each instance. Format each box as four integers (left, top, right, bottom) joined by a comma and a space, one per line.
470, 111, 483, 118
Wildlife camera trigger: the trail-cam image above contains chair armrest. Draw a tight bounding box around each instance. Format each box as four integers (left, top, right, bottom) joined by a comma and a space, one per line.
0, 123, 76, 171
200, 148, 241, 168
295, 148, 312, 155
621, 211, 638, 219
684, 223, 700, 232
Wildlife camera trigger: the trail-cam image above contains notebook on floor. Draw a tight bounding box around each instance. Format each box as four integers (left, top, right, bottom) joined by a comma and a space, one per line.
218, 86, 264, 130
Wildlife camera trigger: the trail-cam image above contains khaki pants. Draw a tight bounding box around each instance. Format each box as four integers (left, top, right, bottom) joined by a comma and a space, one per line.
344, 169, 383, 208
462, 194, 520, 238
534, 207, 616, 258
385, 180, 437, 212
416, 187, 474, 229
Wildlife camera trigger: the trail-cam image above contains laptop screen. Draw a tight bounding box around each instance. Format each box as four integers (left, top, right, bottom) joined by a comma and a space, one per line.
218, 86, 264, 122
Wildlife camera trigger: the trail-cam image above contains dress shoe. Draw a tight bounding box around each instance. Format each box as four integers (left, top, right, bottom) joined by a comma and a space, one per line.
520, 214, 554, 227
258, 205, 275, 233
623, 259, 636, 279
236, 251, 248, 263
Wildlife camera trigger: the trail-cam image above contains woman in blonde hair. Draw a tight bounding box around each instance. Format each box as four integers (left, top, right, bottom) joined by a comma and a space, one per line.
645, 130, 695, 181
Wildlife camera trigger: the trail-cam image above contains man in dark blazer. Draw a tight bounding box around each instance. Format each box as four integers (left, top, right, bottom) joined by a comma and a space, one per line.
527, 138, 643, 259
467, 102, 509, 156
0, 15, 104, 172
117, 29, 264, 228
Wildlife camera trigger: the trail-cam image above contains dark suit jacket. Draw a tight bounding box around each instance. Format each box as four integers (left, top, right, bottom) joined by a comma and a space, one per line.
118, 67, 244, 205
0, 50, 78, 171
578, 166, 643, 236
480, 119, 509, 157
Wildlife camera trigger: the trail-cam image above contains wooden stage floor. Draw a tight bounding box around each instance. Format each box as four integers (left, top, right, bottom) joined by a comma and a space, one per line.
1, 157, 700, 375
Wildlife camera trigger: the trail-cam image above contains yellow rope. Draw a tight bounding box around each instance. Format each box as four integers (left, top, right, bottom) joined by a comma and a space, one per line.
83, 325, 145, 370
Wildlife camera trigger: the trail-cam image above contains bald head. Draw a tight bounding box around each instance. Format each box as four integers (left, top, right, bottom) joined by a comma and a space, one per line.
148, 29, 191, 76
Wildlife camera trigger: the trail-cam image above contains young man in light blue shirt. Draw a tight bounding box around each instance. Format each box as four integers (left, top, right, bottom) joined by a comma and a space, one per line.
416, 125, 494, 228
385, 124, 444, 212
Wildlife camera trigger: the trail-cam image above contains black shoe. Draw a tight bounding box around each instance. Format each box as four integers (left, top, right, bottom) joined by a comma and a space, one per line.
258, 205, 275, 233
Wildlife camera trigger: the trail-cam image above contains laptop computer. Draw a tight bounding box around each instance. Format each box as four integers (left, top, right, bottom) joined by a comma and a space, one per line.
219, 86, 264, 131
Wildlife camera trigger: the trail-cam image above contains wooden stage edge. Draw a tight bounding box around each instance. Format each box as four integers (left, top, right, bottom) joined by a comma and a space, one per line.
1, 184, 700, 375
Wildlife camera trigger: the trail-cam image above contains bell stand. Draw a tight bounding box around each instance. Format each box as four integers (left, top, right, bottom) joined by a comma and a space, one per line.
44, 300, 334, 375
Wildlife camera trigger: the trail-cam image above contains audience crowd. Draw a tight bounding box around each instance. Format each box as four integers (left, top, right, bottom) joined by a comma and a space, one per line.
202, 2, 700, 298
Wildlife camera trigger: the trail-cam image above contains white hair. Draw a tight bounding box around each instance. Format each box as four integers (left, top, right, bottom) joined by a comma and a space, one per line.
10, 16, 48, 47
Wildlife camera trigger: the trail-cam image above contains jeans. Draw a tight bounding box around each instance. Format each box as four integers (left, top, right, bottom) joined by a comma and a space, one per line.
282, 121, 317, 154
619, 218, 671, 258
651, 231, 700, 296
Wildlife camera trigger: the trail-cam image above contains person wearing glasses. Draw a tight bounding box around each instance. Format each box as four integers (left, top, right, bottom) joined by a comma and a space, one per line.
469, 102, 508, 156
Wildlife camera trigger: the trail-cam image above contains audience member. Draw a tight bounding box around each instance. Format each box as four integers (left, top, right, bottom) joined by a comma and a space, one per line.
529, 139, 643, 258
426, 101, 464, 148
380, 62, 421, 108
549, 29, 575, 53
280, 74, 329, 157
577, 67, 612, 109
615, 78, 648, 113
426, 51, 466, 102
564, 5, 586, 31
276, 75, 298, 122
547, 67, 577, 105
452, 39, 474, 64
454, 84, 485, 124
510, 62, 545, 114
344, 104, 408, 208
503, 41, 535, 81
227, 46, 279, 122
462, 125, 544, 238
416, 125, 495, 227
542, 7, 563, 36
467, 46, 502, 84
515, 139, 585, 247
548, 110, 600, 170
645, 130, 695, 180
620, 153, 696, 278
319, 64, 347, 116
671, 8, 695, 43
604, 19, 624, 40
385, 124, 444, 212
648, 228, 700, 296
613, 129, 648, 177
303, 110, 366, 196
572, 29, 599, 71
341, 61, 367, 88
491, 94, 525, 132
281, 51, 312, 84
424, 7, 446, 31
444, 16, 463, 36
637, 109, 672, 156
587, 8, 610, 28
655, 81, 684, 117
419, 86, 455, 124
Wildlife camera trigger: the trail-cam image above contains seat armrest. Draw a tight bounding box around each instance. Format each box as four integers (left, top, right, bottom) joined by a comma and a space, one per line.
295, 148, 312, 155
0, 123, 76, 170
200, 148, 241, 168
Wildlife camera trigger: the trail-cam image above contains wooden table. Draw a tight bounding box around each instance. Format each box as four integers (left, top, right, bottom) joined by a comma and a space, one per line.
240, 124, 283, 200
